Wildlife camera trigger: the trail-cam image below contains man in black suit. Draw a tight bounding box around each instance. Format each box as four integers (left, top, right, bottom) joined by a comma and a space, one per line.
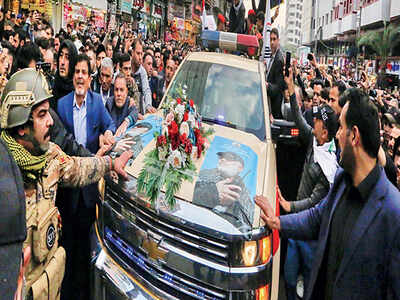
266, 28, 285, 119
152, 57, 177, 108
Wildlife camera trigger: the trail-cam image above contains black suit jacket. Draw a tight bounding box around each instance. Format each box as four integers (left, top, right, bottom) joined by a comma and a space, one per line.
267, 48, 285, 119
152, 76, 165, 109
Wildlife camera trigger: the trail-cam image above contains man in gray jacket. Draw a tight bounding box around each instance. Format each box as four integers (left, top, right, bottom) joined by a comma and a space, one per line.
279, 68, 338, 300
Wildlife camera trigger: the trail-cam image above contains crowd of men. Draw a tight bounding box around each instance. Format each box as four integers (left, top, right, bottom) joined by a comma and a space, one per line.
258, 20, 400, 300
1, 2, 400, 300
0, 7, 188, 300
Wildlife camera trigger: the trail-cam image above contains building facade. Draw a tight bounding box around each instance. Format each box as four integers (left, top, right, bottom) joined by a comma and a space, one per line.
302, 0, 400, 69
284, 0, 303, 46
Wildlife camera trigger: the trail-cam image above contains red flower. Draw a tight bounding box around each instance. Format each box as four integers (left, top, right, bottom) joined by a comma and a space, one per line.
177, 98, 182, 104
183, 111, 188, 122
170, 134, 179, 150
194, 128, 201, 139
180, 133, 187, 144
156, 135, 167, 146
189, 99, 194, 107
197, 142, 203, 158
168, 121, 179, 137
185, 141, 192, 154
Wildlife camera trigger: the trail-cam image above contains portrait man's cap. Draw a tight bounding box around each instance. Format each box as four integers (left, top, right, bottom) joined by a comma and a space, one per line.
217, 151, 244, 167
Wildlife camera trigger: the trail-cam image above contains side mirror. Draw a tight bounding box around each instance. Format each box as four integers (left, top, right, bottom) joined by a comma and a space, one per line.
271, 119, 300, 145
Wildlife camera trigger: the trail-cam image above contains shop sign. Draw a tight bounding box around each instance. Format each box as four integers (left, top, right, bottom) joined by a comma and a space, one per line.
121, 0, 132, 14
168, 2, 184, 20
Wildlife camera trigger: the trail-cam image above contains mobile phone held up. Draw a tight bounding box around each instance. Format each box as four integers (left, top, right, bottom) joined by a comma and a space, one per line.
307, 53, 313, 61
285, 52, 291, 77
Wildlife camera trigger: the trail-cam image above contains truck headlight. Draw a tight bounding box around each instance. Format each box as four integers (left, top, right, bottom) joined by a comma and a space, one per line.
243, 241, 257, 266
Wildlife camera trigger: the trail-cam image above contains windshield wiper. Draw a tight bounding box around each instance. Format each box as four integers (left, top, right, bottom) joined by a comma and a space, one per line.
202, 117, 237, 129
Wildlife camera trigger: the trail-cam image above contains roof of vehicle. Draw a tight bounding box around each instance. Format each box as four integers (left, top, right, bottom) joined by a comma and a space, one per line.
186, 52, 261, 73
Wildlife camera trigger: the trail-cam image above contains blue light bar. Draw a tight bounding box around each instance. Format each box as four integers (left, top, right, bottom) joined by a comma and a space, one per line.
201, 30, 220, 49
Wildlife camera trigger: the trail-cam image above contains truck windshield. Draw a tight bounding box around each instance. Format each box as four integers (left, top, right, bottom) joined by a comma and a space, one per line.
166, 61, 266, 140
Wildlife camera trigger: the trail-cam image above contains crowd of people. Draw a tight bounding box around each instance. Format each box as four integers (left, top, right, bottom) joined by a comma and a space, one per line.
1, 1, 400, 300
258, 20, 400, 300
0, 7, 193, 300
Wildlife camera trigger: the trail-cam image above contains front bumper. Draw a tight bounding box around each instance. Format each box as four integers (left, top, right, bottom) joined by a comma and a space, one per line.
90, 224, 158, 300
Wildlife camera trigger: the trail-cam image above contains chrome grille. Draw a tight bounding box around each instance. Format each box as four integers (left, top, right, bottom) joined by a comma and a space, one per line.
105, 187, 230, 264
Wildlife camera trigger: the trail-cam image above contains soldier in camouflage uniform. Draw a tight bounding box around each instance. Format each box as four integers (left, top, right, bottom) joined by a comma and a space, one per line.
0, 68, 132, 300
193, 151, 254, 232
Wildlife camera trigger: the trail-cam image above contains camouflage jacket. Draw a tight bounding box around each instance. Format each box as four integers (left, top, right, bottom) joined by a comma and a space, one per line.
24, 142, 110, 293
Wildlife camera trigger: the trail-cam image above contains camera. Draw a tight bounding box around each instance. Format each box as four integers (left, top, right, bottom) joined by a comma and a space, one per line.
307, 53, 313, 61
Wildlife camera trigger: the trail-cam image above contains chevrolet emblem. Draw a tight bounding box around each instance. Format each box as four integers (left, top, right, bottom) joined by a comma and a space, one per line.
141, 236, 167, 262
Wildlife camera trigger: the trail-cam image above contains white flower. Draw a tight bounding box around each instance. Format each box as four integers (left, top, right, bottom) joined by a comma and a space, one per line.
180, 122, 190, 136
175, 104, 185, 115
168, 149, 183, 169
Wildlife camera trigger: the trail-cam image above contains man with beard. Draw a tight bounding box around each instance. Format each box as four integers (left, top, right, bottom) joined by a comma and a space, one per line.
0, 68, 131, 300
229, 0, 245, 33
256, 88, 400, 300
153, 57, 176, 108
106, 73, 138, 137
278, 68, 338, 300
57, 54, 116, 300
193, 151, 253, 232
52, 40, 77, 110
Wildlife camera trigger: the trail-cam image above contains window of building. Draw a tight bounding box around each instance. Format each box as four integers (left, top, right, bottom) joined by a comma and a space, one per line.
326, 13, 328, 24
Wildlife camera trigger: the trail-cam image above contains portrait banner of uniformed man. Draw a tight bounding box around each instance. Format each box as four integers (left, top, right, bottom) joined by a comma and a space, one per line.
193, 136, 258, 232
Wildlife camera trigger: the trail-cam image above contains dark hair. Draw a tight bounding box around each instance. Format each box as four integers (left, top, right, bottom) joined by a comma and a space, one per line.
75, 53, 92, 75
321, 88, 330, 101
119, 52, 131, 68
3, 30, 15, 41
58, 39, 78, 79
271, 28, 279, 39
16, 43, 41, 69
143, 52, 153, 65
249, 14, 257, 25
393, 137, 400, 159
256, 11, 265, 23
311, 79, 324, 89
132, 38, 143, 51
343, 88, 380, 158
15, 29, 27, 44
333, 80, 346, 95
35, 37, 50, 50
163, 50, 171, 68
172, 55, 180, 66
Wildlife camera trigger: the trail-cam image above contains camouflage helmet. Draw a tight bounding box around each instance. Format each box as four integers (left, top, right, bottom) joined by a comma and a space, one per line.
0, 68, 52, 129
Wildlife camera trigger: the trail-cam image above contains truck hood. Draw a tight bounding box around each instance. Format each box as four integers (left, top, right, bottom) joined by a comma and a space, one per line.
114, 114, 268, 231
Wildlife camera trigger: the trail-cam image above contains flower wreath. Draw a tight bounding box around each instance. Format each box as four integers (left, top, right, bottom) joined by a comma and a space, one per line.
137, 86, 214, 209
